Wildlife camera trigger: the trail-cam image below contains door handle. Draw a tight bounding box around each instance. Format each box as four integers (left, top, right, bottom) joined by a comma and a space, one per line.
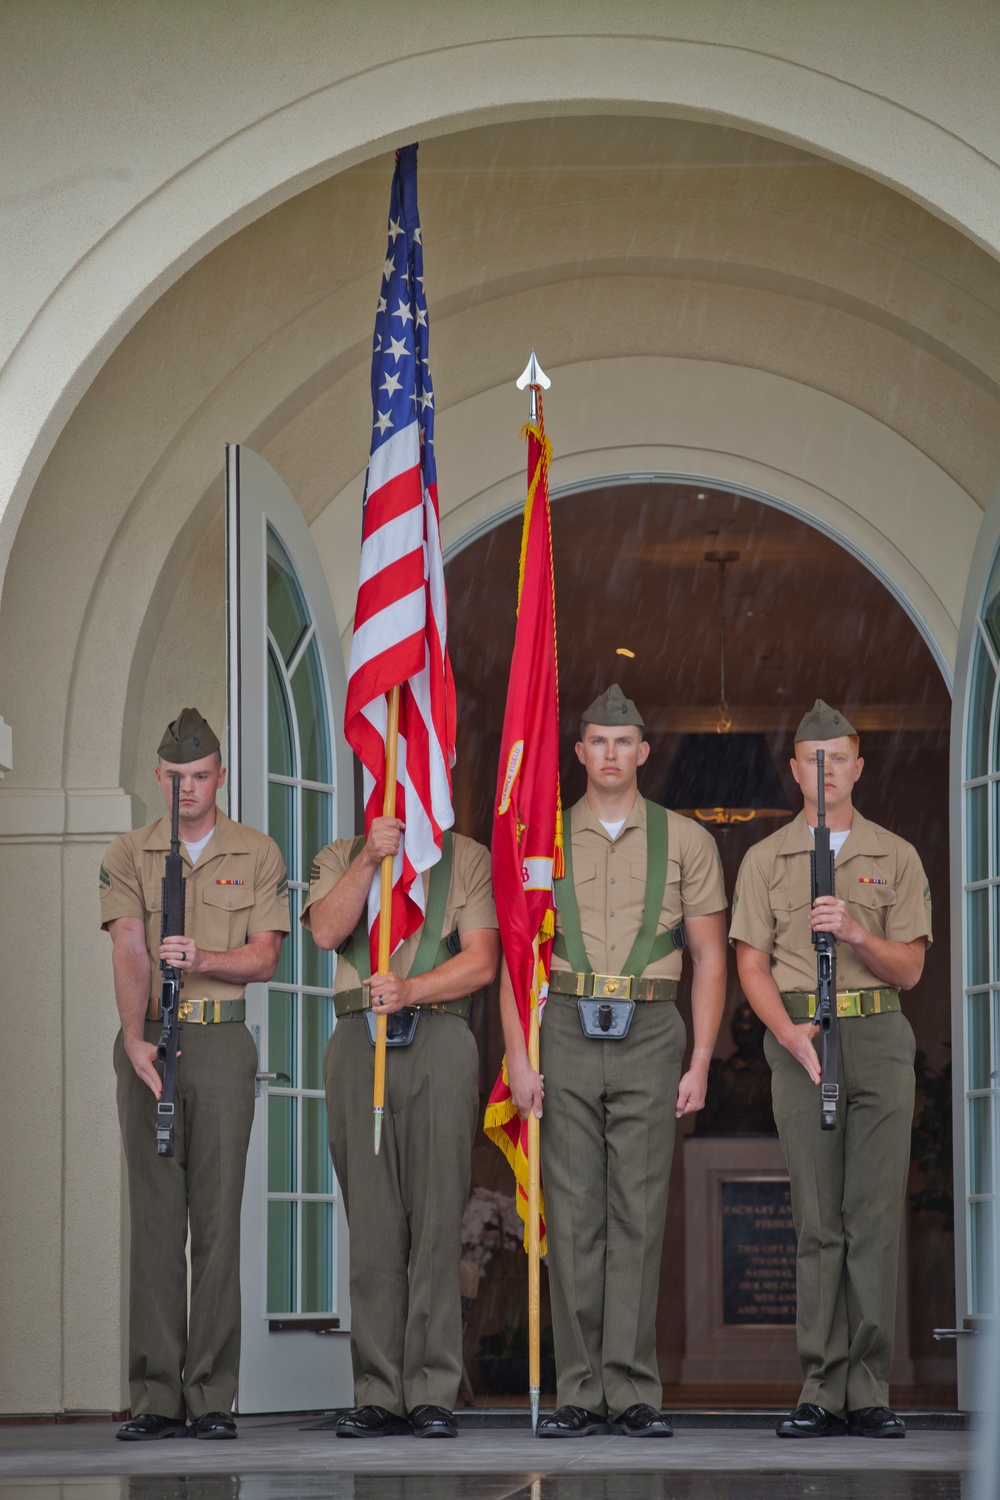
254, 1070, 291, 1097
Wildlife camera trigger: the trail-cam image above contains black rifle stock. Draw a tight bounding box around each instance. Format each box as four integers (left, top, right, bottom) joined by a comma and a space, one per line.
812, 748, 839, 1130
155, 775, 185, 1157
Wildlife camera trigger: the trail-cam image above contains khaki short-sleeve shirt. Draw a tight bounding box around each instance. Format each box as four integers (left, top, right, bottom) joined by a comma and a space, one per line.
551, 795, 727, 981
100, 810, 290, 1003
301, 833, 498, 994
729, 808, 932, 993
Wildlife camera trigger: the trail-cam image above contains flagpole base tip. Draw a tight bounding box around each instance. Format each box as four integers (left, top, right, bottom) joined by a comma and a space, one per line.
530, 1388, 539, 1435
373, 1107, 383, 1156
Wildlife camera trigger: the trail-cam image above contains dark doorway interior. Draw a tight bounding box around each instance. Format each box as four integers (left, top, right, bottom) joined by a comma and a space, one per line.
445, 481, 954, 1407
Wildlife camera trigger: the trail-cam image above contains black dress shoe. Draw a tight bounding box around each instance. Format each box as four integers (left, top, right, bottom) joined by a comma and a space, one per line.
611, 1404, 673, 1437
409, 1404, 458, 1438
536, 1405, 609, 1437
335, 1405, 410, 1439
116, 1413, 188, 1441
776, 1403, 848, 1438
847, 1406, 906, 1438
189, 1411, 238, 1440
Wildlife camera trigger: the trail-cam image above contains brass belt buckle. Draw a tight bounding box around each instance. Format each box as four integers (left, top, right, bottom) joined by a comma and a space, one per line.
178, 1000, 193, 1023
592, 973, 631, 999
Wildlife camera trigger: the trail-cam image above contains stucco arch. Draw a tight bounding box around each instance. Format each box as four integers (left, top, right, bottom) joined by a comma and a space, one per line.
316, 357, 979, 686
3, 3, 1000, 603
17, 115, 992, 816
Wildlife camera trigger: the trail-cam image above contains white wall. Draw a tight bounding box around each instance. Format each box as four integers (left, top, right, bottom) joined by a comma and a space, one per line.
2, 4, 1000, 1413
3, 1, 1000, 601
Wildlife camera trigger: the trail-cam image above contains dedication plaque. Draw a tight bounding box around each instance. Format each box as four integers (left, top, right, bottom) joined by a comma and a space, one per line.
720, 1177, 797, 1326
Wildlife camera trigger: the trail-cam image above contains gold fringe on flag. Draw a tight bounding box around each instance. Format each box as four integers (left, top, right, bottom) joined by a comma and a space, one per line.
483, 1038, 549, 1255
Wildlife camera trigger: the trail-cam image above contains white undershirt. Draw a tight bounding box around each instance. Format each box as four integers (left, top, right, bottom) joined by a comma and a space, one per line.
600, 818, 626, 840
183, 828, 215, 865
809, 826, 850, 860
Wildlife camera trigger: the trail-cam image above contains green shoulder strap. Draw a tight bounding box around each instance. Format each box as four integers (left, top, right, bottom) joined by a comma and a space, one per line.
551, 807, 589, 973
553, 801, 675, 976
622, 802, 672, 975
348, 831, 455, 982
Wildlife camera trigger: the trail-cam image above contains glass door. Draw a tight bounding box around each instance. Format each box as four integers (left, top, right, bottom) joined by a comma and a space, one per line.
959, 559, 1000, 1320
226, 444, 354, 1412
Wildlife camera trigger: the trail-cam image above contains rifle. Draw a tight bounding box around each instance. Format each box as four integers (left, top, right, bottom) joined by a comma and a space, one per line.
812, 748, 839, 1131
155, 774, 186, 1157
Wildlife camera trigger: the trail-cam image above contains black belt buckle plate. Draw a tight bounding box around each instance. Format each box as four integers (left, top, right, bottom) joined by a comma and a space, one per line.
363, 1006, 420, 1048
577, 997, 635, 1040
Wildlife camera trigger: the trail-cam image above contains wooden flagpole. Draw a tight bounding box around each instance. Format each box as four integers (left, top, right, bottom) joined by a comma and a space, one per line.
373, 683, 400, 1154
527, 936, 542, 1434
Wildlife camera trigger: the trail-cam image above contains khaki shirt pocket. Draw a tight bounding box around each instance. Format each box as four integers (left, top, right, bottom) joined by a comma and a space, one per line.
629, 856, 649, 907
634, 857, 682, 924
142, 880, 164, 962
848, 879, 897, 934
142, 880, 163, 916
565, 856, 599, 955
770, 881, 813, 957
199, 883, 256, 953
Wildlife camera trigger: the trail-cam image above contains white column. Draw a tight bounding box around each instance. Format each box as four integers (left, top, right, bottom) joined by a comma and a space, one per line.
0, 785, 137, 1414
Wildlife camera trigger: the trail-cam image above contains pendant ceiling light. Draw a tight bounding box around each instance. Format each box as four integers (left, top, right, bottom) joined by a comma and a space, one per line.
662, 550, 792, 826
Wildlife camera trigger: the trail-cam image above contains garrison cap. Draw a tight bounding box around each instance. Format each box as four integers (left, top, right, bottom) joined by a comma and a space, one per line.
581, 683, 645, 731
157, 707, 221, 764
794, 699, 857, 743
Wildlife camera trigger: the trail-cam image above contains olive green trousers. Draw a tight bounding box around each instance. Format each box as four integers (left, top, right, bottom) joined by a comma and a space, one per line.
539, 994, 686, 1416
325, 1009, 478, 1416
765, 1011, 916, 1416
114, 1021, 258, 1420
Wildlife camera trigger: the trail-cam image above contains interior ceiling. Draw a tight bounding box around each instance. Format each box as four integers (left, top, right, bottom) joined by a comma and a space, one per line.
246, 109, 1000, 524
445, 483, 951, 740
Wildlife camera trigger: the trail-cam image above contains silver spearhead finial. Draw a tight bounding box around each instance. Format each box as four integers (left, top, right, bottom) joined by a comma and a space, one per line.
516, 349, 550, 421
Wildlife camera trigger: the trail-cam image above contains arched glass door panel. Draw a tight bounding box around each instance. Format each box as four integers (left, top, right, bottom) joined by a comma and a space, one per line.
263, 528, 336, 1318
962, 551, 1000, 1319
226, 443, 353, 1412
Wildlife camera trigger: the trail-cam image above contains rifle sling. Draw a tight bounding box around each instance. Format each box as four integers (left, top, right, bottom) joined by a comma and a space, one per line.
552, 800, 674, 976
346, 831, 456, 984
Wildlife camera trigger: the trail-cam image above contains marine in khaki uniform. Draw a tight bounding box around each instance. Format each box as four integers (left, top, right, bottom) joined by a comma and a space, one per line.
304, 816, 499, 1439
501, 686, 728, 1437
101, 709, 289, 1441
731, 700, 931, 1441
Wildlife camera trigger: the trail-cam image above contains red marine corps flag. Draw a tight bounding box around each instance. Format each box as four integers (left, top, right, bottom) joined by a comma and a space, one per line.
485, 353, 562, 1258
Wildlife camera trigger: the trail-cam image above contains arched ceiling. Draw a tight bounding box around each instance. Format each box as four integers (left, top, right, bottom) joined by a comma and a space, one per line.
5, 1, 1000, 602
2, 113, 998, 793
255, 116, 1000, 518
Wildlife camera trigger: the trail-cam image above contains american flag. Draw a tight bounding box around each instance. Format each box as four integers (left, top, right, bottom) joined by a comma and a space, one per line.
344, 143, 456, 963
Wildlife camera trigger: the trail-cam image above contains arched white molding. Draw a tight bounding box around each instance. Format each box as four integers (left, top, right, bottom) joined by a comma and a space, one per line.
4, 20, 1000, 602
315, 358, 980, 683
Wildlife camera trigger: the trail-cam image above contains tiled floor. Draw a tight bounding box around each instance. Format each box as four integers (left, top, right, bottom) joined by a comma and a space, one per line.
0, 1414, 974, 1498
